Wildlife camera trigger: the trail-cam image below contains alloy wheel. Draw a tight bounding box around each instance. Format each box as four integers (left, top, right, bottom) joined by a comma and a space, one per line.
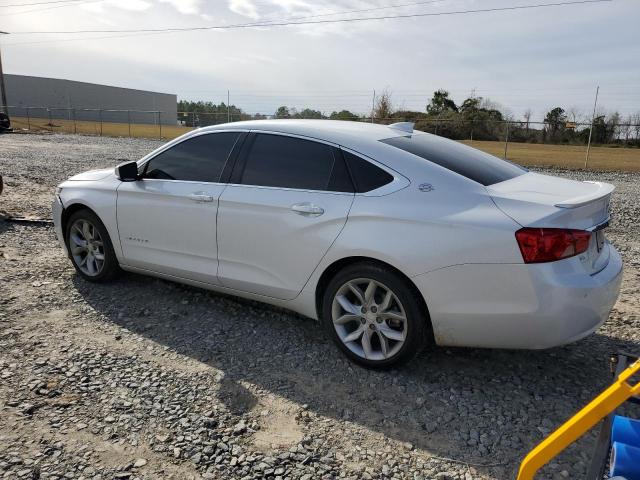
331, 278, 407, 361
69, 219, 105, 276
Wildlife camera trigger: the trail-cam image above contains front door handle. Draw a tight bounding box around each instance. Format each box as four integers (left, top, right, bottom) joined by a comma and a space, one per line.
188, 192, 214, 203
291, 202, 324, 217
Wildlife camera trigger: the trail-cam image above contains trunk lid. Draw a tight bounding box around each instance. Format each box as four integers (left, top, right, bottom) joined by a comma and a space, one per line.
487, 172, 612, 229
487, 172, 613, 273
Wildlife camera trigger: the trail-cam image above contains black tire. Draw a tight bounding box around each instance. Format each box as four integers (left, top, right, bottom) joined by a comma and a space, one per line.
321, 261, 428, 369
65, 209, 121, 282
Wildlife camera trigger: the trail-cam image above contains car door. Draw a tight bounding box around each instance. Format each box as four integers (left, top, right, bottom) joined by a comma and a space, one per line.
217, 132, 355, 300
116, 131, 244, 284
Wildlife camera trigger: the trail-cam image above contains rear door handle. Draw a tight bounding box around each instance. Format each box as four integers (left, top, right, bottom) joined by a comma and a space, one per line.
188, 192, 214, 203
291, 202, 324, 217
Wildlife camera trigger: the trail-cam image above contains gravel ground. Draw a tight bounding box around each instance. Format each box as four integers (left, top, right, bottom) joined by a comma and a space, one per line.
1, 132, 639, 480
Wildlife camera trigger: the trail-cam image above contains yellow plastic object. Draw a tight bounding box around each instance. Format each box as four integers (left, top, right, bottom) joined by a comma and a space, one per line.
517, 359, 640, 480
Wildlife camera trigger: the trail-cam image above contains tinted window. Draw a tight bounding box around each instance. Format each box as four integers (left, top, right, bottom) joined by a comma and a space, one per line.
380, 134, 525, 186
241, 134, 335, 190
327, 152, 354, 193
342, 150, 394, 193
144, 132, 240, 182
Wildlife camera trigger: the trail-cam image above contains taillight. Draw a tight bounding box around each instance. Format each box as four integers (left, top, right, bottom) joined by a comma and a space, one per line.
515, 228, 591, 263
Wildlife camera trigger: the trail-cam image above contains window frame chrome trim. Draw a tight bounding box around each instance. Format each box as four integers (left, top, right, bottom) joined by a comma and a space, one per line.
135, 129, 248, 185
133, 127, 408, 195
233, 130, 408, 196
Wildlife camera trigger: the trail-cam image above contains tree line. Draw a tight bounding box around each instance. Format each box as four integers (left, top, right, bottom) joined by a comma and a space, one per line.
178, 91, 640, 147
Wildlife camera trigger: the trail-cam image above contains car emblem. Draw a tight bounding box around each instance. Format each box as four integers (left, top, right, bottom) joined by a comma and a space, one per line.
418, 183, 435, 192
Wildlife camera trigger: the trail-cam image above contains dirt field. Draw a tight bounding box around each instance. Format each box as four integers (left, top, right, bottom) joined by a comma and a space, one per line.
462, 140, 640, 172
1, 132, 639, 480
9, 116, 191, 141
9, 116, 640, 172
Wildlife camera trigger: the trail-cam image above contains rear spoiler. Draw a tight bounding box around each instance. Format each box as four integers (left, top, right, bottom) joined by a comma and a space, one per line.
554, 181, 615, 209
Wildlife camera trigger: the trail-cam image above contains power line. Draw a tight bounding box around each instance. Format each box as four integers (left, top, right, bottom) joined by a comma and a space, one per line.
0, 0, 90, 7
0, 0, 444, 18
7, 0, 613, 35
0, 0, 101, 17
0, 0, 453, 43
253, 0, 450, 21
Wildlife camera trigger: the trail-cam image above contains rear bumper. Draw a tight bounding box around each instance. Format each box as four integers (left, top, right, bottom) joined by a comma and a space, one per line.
52, 195, 68, 256
413, 245, 623, 349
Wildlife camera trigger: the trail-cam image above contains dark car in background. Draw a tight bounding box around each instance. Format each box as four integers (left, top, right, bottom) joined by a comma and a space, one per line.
0, 112, 9, 194
0, 112, 10, 131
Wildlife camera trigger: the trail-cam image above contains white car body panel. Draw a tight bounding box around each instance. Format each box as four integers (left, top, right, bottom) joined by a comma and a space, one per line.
68, 168, 113, 182
413, 244, 623, 348
324, 182, 524, 279
217, 184, 354, 299
52, 119, 623, 351
488, 172, 613, 230
55, 174, 123, 260
116, 179, 224, 285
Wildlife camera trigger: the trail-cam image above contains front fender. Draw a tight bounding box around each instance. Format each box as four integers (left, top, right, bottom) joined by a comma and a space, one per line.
57, 178, 123, 261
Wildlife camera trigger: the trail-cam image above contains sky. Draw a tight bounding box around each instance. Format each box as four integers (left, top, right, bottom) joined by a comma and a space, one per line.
1, 0, 639, 122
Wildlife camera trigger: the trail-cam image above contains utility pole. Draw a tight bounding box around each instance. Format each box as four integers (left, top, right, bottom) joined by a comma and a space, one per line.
227, 90, 230, 122
584, 85, 599, 169
504, 120, 510, 159
0, 31, 9, 115
371, 89, 376, 123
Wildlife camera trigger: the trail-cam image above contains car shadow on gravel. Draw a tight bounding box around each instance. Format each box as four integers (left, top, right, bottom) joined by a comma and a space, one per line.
73, 271, 639, 477
0, 217, 15, 235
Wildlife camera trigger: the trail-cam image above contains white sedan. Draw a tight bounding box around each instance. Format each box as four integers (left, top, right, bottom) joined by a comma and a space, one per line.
52, 120, 622, 368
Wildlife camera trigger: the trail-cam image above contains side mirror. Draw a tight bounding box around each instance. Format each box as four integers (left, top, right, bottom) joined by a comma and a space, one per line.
115, 161, 140, 182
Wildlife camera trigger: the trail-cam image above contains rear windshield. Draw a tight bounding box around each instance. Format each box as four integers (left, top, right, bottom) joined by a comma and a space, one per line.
380, 134, 526, 186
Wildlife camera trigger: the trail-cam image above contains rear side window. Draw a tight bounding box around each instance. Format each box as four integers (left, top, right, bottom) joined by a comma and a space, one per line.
327, 152, 354, 193
380, 134, 526, 186
240, 134, 337, 191
144, 132, 240, 182
342, 150, 394, 193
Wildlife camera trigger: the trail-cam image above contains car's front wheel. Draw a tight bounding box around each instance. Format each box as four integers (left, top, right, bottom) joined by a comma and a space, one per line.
322, 262, 427, 368
65, 209, 120, 282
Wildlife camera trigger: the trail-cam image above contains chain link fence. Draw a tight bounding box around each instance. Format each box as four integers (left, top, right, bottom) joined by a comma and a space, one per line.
4, 106, 172, 138
2, 105, 640, 170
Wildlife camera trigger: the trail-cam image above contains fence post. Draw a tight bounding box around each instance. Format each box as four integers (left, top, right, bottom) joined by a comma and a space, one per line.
158, 111, 162, 139
26, 107, 31, 130
73, 108, 77, 134
99, 109, 103, 136
48, 109, 52, 131
504, 121, 510, 159
127, 110, 131, 137
585, 86, 599, 169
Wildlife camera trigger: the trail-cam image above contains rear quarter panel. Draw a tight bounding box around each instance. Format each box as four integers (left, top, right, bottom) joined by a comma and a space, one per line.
296, 146, 525, 319
314, 168, 524, 280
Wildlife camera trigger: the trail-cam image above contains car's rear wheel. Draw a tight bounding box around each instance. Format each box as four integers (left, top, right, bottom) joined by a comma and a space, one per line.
65, 209, 120, 282
322, 262, 426, 368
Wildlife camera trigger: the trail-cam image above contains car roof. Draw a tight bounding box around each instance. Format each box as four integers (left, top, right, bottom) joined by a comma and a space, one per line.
201, 119, 405, 146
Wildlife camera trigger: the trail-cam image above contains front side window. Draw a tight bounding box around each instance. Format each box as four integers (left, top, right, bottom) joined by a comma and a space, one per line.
380, 133, 526, 186
240, 134, 337, 191
144, 132, 241, 182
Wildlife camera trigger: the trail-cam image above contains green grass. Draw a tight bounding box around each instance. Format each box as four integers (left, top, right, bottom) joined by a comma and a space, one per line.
463, 140, 640, 172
